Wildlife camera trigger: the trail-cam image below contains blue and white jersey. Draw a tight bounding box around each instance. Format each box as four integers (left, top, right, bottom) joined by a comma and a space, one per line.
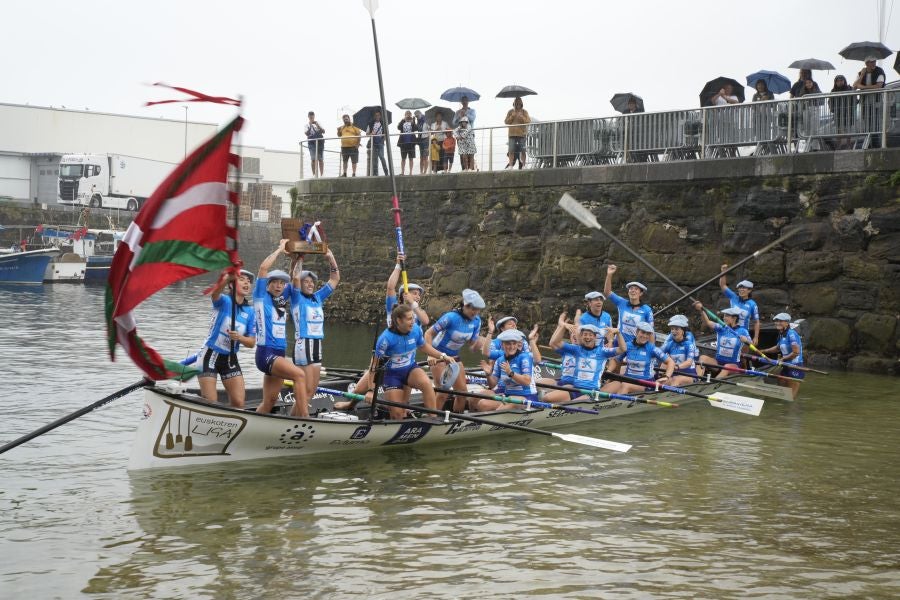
430, 310, 481, 356
491, 351, 537, 397
253, 278, 289, 350
608, 292, 654, 342
714, 323, 750, 364
579, 310, 613, 340
660, 334, 698, 369
618, 340, 669, 379
777, 328, 803, 365
723, 288, 759, 330
290, 283, 334, 340
204, 294, 256, 354
375, 324, 425, 370
385, 295, 421, 327
558, 342, 619, 391
557, 354, 577, 385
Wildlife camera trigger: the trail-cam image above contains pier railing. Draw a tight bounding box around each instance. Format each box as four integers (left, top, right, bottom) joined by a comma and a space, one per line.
297, 87, 897, 178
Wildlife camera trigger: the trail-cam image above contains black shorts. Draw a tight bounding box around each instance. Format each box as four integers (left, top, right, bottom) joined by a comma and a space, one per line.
508, 136, 526, 154
294, 337, 323, 366
400, 144, 416, 160
198, 347, 243, 380
341, 147, 359, 163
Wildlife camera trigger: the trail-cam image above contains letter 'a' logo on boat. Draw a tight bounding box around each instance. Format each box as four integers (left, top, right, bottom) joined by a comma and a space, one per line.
384, 422, 431, 445
350, 425, 370, 439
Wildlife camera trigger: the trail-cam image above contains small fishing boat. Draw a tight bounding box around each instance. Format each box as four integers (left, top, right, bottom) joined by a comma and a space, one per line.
44, 252, 86, 282
128, 374, 752, 471
0, 247, 60, 284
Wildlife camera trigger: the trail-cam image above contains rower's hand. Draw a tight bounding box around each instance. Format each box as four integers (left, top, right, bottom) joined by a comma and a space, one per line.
557, 311, 569, 327
479, 360, 493, 373
501, 361, 513, 375
278, 238, 289, 252
528, 324, 540, 342
752, 337, 759, 346
721, 263, 728, 271
487, 314, 496, 334
226, 329, 241, 341
427, 356, 437, 367
693, 301, 703, 311
607, 264, 617, 275
396, 251, 406, 263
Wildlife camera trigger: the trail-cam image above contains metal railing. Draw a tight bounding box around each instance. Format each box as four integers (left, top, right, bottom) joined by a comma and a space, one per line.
297, 88, 897, 179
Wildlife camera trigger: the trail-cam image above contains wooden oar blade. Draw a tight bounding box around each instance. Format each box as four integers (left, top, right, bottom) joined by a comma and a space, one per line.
552, 432, 632, 452
707, 392, 764, 416
736, 381, 794, 402
558, 193, 602, 230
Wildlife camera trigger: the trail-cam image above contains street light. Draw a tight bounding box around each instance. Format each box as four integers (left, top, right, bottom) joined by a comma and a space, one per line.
183, 106, 188, 158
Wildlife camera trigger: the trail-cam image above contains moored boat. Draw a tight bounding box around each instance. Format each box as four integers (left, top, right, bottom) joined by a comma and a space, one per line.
0, 247, 60, 284
128, 375, 744, 471
44, 252, 86, 282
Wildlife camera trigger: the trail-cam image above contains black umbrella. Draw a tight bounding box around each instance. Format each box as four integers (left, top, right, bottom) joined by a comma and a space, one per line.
610, 93, 645, 113
699, 77, 745, 107
895, 53, 900, 76
839, 41, 893, 61
352, 106, 392, 129
496, 84, 537, 98
788, 58, 836, 70
423, 105, 454, 125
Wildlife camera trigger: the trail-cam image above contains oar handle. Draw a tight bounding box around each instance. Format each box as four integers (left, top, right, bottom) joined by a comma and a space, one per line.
436, 386, 599, 415
744, 353, 827, 375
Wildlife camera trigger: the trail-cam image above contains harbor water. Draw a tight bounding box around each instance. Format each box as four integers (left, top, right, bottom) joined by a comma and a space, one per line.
0, 282, 898, 599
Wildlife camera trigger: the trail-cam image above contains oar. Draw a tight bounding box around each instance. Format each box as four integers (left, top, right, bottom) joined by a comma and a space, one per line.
316, 387, 632, 452
705, 362, 802, 383
601, 372, 764, 416
0, 379, 148, 455
653, 367, 794, 402
743, 353, 828, 375
531, 380, 679, 407
433, 386, 601, 415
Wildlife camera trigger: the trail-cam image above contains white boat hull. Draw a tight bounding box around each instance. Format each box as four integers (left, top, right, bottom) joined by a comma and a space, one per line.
127, 377, 737, 471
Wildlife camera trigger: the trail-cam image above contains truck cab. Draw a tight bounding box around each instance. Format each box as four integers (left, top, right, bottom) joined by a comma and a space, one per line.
58, 154, 119, 208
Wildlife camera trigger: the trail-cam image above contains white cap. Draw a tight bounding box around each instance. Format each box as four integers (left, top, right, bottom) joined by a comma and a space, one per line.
496, 329, 522, 342
625, 281, 647, 292
736, 280, 754, 289
584, 291, 605, 300
579, 324, 603, 335
238, 269, 255, 281
721, 307, 745, 317
398, 283, 424, 294
267, 270, 290, 282
635, 321, 655, 333
495, 316, 518, 329
773, 312, 792, 321
299, 270, 318, 281
668, 315, 689, 328
462, 288, 486, 309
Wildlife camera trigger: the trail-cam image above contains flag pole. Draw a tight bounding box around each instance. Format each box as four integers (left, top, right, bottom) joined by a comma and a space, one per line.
230, 96, 245, 358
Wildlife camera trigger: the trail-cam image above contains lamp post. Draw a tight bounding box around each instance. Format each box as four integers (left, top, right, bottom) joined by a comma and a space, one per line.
183, 106, 188, 158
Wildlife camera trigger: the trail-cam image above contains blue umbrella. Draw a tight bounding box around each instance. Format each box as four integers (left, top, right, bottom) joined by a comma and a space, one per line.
745, 70, 791, 95
440, 86, 480, 102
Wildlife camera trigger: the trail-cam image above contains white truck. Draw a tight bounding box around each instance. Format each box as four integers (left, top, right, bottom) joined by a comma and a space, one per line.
57, 154, 177, 211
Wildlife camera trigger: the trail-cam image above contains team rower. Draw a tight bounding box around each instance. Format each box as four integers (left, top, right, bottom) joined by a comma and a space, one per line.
659, 314, 700, 387
367, 304, 448, 420
607, 321, 676, 395
197, 269, 257, 408
693, 302, 751, 378
603, 264, 654, 343
719, 266, 760, 345
254, 239, 310, 416
425, 288, 488, 412
759, 313, 804, 400
576, 291, 613, 343
474, 329, 538, 411
540, 313, 625, 403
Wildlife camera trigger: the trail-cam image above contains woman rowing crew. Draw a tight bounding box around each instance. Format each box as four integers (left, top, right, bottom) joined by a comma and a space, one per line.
603, 264, 654, 343
759, 313, 804, 400
607, 321, 676, 395
367, 304, 448, 420
575, 291, 613, 343
289, 248, 340, 404
659, 314, 700, 387
475, 329, 538, 411
540, 313, 625, 403
693, 302, 751, 378
254, 239, 310, 416
719, 266, 760, 345
197, 269, 257, 408
425, 288, 488, 412
483, 315, 542, 364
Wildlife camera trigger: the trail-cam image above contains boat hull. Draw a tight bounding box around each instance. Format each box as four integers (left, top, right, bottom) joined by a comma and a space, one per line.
84, 255, 112, 283
0, 249, 59, 284
127, 377, 734, 471
44, 253, 86, 282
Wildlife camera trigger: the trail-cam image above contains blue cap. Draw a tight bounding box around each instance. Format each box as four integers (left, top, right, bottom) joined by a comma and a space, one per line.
398, 283, 424, 294
668, 315, 689, 328
299, 270, 318, 282
496, 329, 522, 342
462, 288, 485, 309
635, 321, 655, 333
495, 316, 518, 329
736, 280, 754, 289
625, 281, 647, 292
238, 269, 255, 281
721, 307, 745, 317
584, 291, 605, 300
267, 270, 290, 282
579, 324, 603, 335
773, 312, 791, 321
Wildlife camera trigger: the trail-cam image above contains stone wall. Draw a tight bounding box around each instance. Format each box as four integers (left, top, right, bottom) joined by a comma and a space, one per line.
291, 150, 900, 374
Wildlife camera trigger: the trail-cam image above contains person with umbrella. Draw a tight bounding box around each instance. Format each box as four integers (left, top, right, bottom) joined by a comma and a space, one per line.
504, 97, 531, 169
304, 111, 325, 178
752, 80, 774, 102
853, 56, 887, 135
397, 110, 417, 176
453, 95, 477, 127
710, 83, 740, 106
790, 70, 821, 98
428, 111, 451, 172
414, 110, 429, 175
830, 74, 856, 149
366, 109, 389, 176
336, 114, 364, 177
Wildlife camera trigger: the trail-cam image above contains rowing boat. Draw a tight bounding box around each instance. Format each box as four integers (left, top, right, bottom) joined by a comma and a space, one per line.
127, 373, 754, 471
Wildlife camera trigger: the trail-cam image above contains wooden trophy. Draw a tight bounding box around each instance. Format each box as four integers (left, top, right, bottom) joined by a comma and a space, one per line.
281, 218, 328, 254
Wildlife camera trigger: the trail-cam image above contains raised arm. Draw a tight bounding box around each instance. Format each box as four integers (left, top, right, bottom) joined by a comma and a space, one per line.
385, 253, 404, 297
719, 263, 728, 292
482, 314, 496, 357
603, 264, 616, 298
290, 253, 304, 287
325, 248, 340, 289
694, 301, 713, 330
209, 268, 231, 301
528, 324, 543, 363
549, 312, 570, 350
259, 239, 288, 279
611, 328, 627, 354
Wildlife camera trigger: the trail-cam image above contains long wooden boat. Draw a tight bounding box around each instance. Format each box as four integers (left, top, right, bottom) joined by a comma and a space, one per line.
128, 374, 754, 471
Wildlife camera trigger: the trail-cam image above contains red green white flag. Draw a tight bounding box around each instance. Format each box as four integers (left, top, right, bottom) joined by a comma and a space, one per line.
105, 116, 243, 380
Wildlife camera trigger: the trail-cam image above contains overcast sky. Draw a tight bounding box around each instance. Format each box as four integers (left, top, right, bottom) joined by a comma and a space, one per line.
7, 0, 897, 151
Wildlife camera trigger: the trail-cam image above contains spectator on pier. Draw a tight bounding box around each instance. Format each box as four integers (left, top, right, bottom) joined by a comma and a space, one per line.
790, 69, 820, 98
337, 114, 363, 177
752, 80, 774, 102
710, 83, 740, 106
442, 129, 456, 172
304, 111, 325, 178
504, 97, 531, 169
853, 56, 886, 136
414, 110, 429, 174
397, 110, 417, 176
366, 110, 389, 176
622, 96, 644, 113
455, 117, 477, 171
453, 95, 477, 128
430, 136, 442, 173
429, 112, 450, 169
830, 75, 857, 148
